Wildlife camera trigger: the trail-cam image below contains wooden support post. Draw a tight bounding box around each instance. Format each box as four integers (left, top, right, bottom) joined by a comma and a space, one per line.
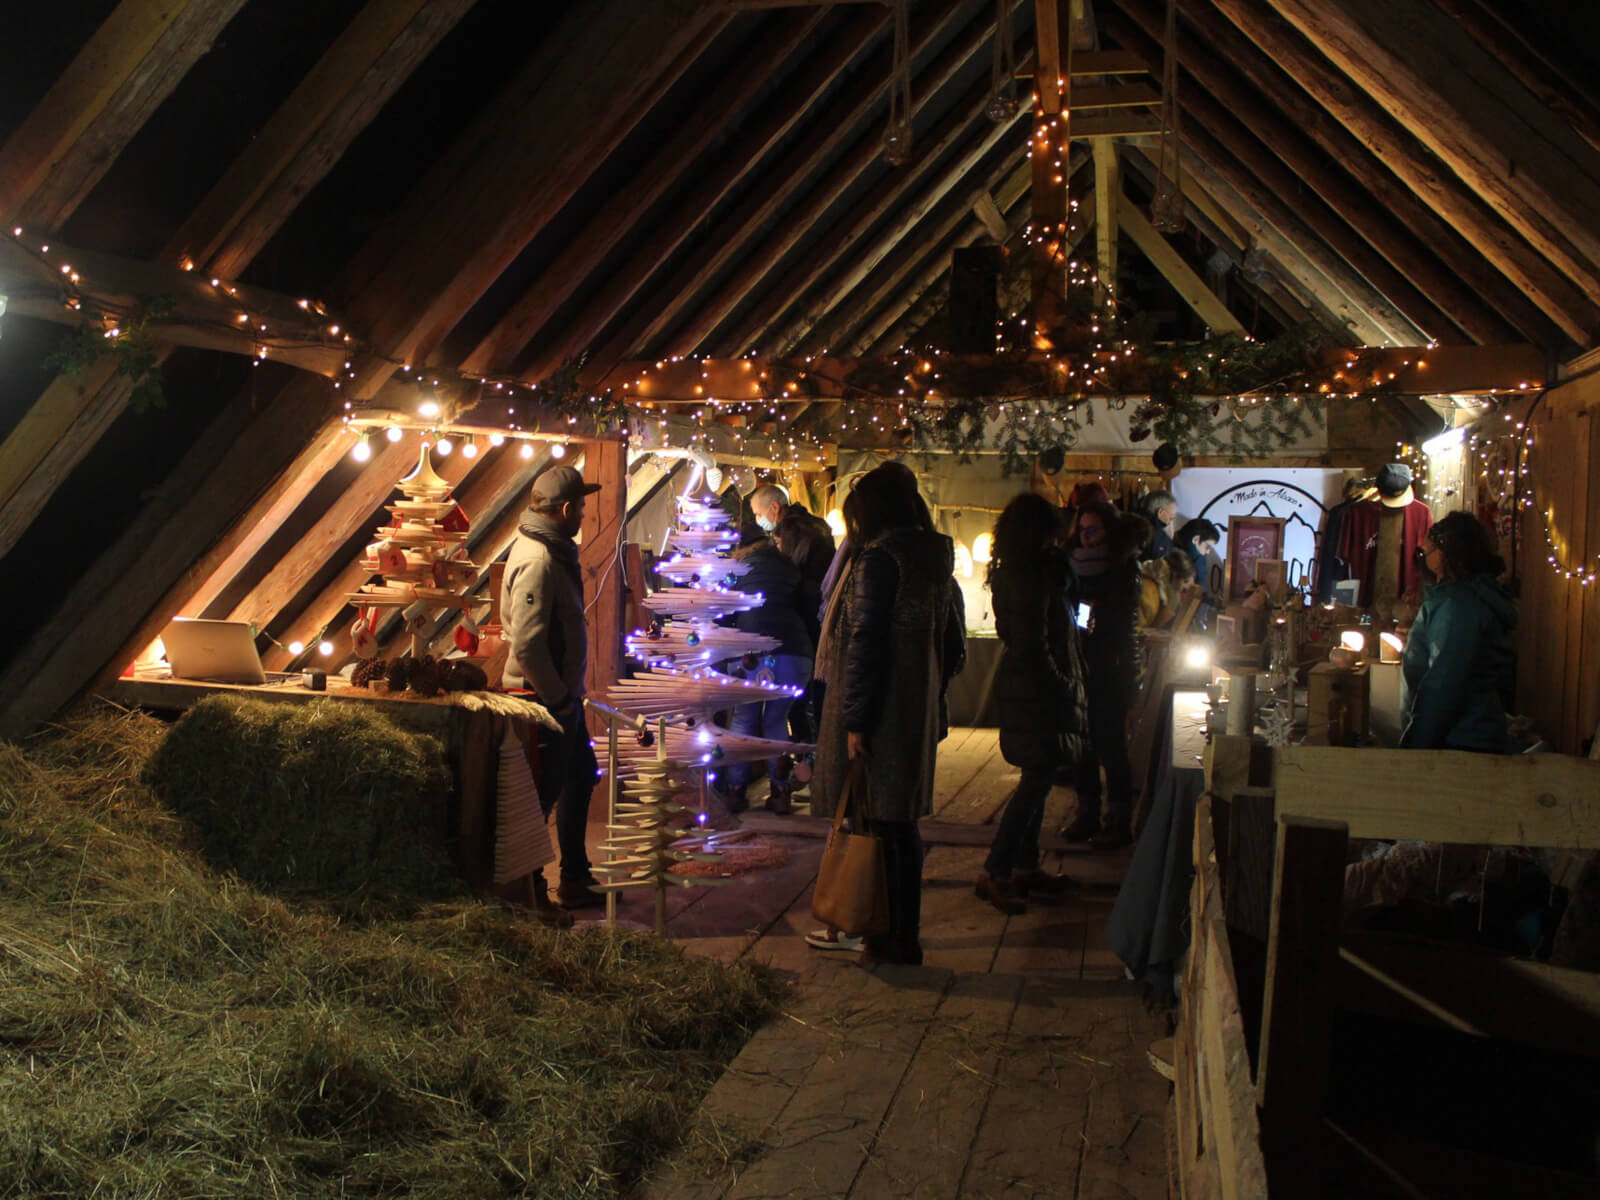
1117, 192, 1246, 335
1029, 0, 1071, 347
581, 439, 627, 735
1092, 137, 1119, 304
1256, 815, 1348, 1196
1205, 0, 1599, 344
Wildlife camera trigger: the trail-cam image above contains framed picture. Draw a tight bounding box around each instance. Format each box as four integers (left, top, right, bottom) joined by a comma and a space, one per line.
1224, 515, 1287, 602
1253, 558, 1288, 603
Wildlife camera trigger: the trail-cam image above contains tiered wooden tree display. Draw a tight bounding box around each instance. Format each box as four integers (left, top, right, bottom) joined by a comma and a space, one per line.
347, 444, 479, 659
594, 490, 813, 933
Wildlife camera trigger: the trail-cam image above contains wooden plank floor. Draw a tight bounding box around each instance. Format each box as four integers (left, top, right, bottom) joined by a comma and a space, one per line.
615, 729, 1170, 1200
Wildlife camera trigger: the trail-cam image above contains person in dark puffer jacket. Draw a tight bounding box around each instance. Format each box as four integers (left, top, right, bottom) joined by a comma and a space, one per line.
974, 493, 1090, 914
1062, 500, 1147, 849
811, 465, 965, 966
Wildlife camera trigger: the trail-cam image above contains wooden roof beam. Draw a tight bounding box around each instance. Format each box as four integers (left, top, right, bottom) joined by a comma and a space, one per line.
170, 0, 478, 280
813, 140, 1047, 355
1204, 0, 1595, 347
343, 0, 726, 380
710, 33, 1038, 358
1117, 0, 1565, 349
1232, 0, 1600, 331
1116, 192, 1244, 335
1111, 0, 1519, 346
510, 4, 892, 386
456, 8, 828, 378
1092, 137, 1119, 302
584, 0, 969, 374
672, 1, 1014, 358
1100, 4, 1460, 347
0, 0, 246, 231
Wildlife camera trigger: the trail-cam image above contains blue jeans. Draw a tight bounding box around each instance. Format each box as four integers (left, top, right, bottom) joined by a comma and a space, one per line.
985, 766, 1054, 880
537, 710, 598, 883
724, 653, 811, 792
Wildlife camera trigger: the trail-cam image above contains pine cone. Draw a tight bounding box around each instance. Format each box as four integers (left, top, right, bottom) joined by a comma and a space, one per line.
409, 656, 443, 698
350, 657, 389, 688
385, 657, 415, 692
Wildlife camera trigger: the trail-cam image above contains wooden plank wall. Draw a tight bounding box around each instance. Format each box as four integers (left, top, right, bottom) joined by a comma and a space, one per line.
1473, 380, 1600, 753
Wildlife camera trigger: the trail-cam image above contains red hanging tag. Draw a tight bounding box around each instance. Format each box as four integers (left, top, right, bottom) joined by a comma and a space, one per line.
441, 502, 470, 534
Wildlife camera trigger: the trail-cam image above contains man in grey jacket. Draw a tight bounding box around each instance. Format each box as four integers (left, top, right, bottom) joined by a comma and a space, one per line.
502, 464, 604, 908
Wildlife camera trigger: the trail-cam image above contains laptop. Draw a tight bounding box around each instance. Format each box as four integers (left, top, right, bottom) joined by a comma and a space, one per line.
161, 618, 269, 685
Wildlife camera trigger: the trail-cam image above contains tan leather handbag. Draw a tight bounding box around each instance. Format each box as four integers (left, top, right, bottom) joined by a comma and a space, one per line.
811, 758, 890, 936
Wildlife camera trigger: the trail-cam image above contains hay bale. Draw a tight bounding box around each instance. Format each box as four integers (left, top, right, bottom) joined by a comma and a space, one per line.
143, 695, 458, 899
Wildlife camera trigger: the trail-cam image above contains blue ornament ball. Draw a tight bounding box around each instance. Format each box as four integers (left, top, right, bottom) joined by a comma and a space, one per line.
685, 631, 701, 647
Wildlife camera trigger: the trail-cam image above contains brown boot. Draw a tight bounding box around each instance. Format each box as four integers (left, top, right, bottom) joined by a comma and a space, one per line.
974, 874, 1026, 915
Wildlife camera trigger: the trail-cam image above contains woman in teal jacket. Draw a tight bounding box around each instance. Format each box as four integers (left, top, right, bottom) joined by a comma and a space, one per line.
1401, 512, 1518, 753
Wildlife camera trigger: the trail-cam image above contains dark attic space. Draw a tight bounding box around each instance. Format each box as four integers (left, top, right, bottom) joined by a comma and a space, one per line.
4, 1, 1600, 1196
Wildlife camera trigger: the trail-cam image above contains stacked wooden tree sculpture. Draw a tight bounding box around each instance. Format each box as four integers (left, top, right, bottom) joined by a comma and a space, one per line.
347, 444, 479, 658
592, 489, 814, 932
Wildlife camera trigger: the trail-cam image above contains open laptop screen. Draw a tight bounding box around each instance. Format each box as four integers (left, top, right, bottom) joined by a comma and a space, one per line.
161, 618, 268, 685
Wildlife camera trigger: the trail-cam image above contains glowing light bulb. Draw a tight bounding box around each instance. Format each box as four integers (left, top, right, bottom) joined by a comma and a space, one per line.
436, 437, 453, 455
550, 442, 567, 459
385, 426, 403, 443
490, 432, 505, 447
973, 532, 994, 564
288, 641, 304, 655
418, 400, 441, 418
318, 641, 335, 657
519, 442, 534, 459
461, 440, 478, 458
351, 439, 372, 463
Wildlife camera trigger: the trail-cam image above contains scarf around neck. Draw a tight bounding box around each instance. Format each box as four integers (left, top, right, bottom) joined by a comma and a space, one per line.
1071, 543, 1113, 578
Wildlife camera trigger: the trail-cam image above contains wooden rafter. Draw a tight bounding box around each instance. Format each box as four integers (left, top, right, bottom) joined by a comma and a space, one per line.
1117, 192, 1245, 335
720, 46, 1040, 357
670, 1, 1010, 358
510, 6, 890, 386
170, 0, 479, 280
1170, 0, 1569, 349
1205, 0, 1598, 343
788, 132, 1036, 356
588, 0, 968, 372
344, 0, 726, 381
1111, 0, 1524, 346
456, 8, 828, 378
0, 0, 247, 231
1261, 0, 1600, 312
972, 192, 1009, 243
1101, 5, 1458, 346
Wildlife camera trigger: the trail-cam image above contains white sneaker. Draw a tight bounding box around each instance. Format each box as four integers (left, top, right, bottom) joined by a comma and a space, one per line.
805, 927, 864, 951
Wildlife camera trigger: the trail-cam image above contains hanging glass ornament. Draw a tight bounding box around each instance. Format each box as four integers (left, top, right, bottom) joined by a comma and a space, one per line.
882, 0, 914, 165
882, 119, 913, 166
986, 0, 1019, 123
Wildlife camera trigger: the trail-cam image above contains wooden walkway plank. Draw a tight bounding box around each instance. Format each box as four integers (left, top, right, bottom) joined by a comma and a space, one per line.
849, 972, 1026, 1199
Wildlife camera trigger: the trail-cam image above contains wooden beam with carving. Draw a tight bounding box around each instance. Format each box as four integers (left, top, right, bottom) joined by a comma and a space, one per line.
588, 0, 967, 372
1204, 0, 1598, 343
1260, 0, 1600, 311
1117, 192, 1245, 335
1165, 0, 1571, 349
0, 0, 247, 231
456, 8, 826, 378
510, 7, 890, 386
1111, 0, 1524, 346
667, 4, 1008, 358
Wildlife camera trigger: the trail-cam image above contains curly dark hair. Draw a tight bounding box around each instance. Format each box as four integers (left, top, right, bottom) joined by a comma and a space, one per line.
986, 492, 1063, 587
1425, 511, 1504, 581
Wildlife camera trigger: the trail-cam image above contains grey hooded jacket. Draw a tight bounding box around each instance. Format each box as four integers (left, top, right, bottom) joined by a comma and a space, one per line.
501, 511, 587, 710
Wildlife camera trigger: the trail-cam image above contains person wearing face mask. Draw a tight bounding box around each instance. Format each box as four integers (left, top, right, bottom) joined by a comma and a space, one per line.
750, 484, 835, 632
502, 464, 605, 909
1401, 512, 1518, 753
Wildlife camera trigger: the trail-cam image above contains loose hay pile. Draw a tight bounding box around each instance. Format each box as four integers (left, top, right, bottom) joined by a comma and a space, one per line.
0, 701, 785, 1198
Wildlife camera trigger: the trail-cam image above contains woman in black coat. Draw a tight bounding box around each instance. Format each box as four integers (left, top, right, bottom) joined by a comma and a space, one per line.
1062, 500, 1146, 849
812, 465, 965, 965
975, 493, 1090, 913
